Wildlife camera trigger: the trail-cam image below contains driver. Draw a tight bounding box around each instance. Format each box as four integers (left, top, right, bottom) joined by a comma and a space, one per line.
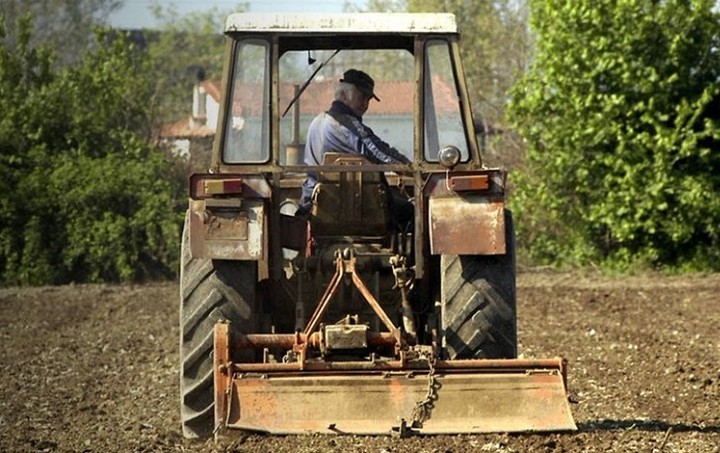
298, 69, 411, 220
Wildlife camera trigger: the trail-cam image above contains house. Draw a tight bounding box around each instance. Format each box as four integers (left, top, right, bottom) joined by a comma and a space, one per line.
160, 79, 221, 161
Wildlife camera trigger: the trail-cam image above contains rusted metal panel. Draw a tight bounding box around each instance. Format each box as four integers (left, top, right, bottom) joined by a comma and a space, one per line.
213, 321, 231, 431
213, 325, 576, 435
228, 357, 568, 373
222, 363, 576, 434
449, 174, 489, 191
429, 195, 505, 255
189, 199, 265, 260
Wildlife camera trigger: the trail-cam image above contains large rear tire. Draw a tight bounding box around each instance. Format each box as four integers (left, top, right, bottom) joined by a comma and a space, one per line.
440, 210, 517, 359
179, 212, 257, 438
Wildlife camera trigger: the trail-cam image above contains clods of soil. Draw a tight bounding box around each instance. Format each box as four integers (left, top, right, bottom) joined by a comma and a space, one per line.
1, 271, 718, 452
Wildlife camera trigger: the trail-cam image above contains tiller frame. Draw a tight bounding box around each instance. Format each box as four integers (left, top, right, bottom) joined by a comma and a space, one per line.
213, 251, 577, 436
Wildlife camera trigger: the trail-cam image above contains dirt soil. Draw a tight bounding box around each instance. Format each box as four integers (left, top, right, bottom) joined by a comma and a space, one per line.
1, 271, 718, 452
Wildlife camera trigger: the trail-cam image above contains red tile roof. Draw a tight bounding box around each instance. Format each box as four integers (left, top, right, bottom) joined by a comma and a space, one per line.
272, 77, 457, 116
279, 79, 423, 116
160, 117, 215, 139
200, 80, 222, 102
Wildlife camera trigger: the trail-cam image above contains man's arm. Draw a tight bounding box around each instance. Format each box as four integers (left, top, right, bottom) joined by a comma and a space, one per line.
346, 116, 411, 165
359, 131, 411, 164
325, 108, 411, 165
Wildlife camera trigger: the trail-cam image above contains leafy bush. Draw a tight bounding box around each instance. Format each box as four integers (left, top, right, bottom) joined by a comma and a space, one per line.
508, 0, 720, 271
0, 17, 184, 285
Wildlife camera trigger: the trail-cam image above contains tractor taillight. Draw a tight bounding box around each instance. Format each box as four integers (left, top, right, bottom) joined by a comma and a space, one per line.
193, 178, 244, 197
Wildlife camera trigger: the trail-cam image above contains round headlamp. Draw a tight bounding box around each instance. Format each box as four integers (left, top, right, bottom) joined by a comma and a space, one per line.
438, 145, 461, 168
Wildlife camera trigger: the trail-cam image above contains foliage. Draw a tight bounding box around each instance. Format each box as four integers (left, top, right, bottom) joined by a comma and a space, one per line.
145, 3, 246, 121
0, 17, 183, 285
507, 0, 720, 271
0, 0, 121, 66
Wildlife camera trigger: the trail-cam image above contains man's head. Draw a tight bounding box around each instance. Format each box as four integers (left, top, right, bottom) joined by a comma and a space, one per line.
336, 69, 379, 117
340, 69, 380, 102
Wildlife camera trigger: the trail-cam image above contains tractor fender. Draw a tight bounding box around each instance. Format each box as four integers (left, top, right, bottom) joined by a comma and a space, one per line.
188, 198, 266, 260
426, 170, 507, 256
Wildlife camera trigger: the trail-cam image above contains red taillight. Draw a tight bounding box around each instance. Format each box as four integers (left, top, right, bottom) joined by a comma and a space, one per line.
194, 178, 244, 197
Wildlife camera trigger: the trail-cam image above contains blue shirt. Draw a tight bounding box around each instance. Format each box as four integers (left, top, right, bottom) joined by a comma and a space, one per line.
301, 101, 410, 205
304, 100, 410, 165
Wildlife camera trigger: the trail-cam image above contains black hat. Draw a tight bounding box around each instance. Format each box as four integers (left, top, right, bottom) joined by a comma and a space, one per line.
340, 69, 380, 102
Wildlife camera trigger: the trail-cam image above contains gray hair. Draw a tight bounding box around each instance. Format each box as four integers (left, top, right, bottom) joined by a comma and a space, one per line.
334, 82, 359, 101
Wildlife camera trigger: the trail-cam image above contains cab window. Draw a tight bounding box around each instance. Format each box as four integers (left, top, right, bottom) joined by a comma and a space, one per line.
223, 39, 270, 163
424, 39, 469, 162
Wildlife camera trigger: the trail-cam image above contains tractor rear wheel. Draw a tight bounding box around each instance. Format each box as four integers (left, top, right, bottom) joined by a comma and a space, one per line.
440, 210, 517, 359
179, 212, 257, 438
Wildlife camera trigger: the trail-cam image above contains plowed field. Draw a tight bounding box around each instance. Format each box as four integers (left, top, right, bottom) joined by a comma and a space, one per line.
1, 271, 718, 452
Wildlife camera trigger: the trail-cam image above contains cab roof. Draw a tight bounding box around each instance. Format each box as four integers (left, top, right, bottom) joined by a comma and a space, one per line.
224, 12, 457, 35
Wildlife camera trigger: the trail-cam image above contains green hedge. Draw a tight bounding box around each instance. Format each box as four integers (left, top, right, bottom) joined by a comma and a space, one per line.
0, 18, 184, 285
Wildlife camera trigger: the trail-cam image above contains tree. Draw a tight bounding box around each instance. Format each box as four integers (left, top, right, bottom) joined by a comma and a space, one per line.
0, 17, 183, 284
146, 3, 246, 122
0, 0, 121, 66
507, 0, 720, 270
0, 15, 56, 282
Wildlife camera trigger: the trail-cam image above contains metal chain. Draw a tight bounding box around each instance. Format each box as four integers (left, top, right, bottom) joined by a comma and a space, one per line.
410, 351, 438, 427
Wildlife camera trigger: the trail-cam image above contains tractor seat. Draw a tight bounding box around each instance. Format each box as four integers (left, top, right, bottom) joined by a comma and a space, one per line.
310, 153, 390, 238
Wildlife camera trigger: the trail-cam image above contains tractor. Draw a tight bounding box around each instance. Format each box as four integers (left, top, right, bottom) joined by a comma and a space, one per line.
179, 12, 576, 437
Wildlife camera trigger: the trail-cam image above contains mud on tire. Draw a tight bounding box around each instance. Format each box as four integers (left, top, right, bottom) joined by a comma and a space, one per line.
179, 212, 257, 438
440, 210, 517, 359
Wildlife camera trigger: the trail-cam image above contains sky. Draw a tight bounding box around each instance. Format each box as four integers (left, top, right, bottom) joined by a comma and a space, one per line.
109, 0, 362, 29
